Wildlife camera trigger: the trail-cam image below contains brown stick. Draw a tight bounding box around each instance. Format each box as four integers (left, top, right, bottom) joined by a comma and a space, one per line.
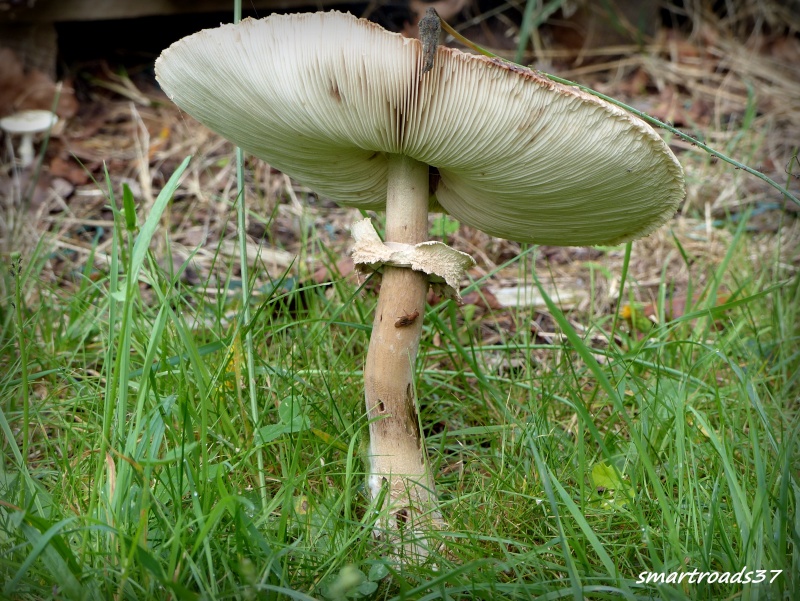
363, 154, 442, 558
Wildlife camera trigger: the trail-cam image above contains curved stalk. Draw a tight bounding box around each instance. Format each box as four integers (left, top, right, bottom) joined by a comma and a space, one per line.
364, 154, 443, 559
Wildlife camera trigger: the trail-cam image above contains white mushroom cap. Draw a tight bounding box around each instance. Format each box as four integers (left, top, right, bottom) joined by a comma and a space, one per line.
0, 110, 58, 135
155, 11, 685, 246
1, 110, 59, 167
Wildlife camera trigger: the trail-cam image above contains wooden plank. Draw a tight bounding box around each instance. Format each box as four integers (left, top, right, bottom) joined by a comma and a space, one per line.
0, 0, 349, 23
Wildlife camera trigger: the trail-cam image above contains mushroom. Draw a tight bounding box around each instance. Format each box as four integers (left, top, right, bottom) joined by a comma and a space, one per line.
0, 109, 58, 168
155, 11, 684, 557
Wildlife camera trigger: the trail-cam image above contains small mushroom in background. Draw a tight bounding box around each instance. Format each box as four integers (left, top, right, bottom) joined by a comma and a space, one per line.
0, 109, 58, 167
155, 11, 685, 560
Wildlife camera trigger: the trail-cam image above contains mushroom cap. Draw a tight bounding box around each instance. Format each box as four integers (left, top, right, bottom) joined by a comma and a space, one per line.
0, 110, 58, 135
155, 11, 685, 246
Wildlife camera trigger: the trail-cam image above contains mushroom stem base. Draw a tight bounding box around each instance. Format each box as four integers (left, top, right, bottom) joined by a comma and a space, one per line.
363, 154, 443, 561
365, 266, 443, 559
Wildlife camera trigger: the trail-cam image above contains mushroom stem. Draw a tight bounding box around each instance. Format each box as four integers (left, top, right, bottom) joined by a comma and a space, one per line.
18, 134, 35, 168
364, 153, 443, 558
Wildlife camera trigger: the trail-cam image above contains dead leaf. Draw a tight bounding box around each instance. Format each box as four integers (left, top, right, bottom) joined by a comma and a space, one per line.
312, 256, 355, 285
461, 287, 502, 311
49, 155, 90, 186
0, 47, 77, 118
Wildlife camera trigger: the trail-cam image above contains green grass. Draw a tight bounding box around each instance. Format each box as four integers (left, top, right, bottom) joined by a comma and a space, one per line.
0, 151, 797, 600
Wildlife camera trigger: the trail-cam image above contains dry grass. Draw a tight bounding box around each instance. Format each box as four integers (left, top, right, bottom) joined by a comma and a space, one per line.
1, 5, 798, 598
1, 2, 798, 333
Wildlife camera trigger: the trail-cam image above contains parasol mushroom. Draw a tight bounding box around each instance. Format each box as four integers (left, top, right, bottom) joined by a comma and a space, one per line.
155, 10, 685, 558
0, 109, 58, 168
